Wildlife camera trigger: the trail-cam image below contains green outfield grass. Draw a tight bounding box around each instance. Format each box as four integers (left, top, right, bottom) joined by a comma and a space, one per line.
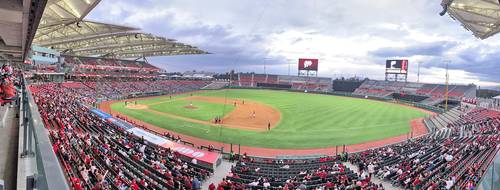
110, 89, 430, 149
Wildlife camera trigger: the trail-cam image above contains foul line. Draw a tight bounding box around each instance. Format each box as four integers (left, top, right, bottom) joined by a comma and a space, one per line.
143, 90, 224, 106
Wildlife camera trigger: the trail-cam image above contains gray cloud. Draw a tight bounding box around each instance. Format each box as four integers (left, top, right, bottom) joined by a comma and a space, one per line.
370, 41, 458, 57
87, 0, 500, 86
417, 47, 500, 82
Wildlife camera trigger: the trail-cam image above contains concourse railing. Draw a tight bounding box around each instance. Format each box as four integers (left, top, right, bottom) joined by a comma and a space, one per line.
17, 77, 69, 190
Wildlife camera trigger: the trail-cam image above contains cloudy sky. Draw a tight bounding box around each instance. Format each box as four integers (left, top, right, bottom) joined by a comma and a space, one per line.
88, 0, 500, 87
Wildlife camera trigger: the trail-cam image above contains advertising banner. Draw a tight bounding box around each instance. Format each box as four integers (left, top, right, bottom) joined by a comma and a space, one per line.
90, 108, 220, 165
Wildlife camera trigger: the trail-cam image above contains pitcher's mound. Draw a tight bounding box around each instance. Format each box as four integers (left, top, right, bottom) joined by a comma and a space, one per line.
184, 105, 198, 110
125, 104, 148, 110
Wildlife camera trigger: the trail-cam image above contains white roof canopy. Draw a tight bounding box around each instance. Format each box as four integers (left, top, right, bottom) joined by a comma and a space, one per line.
444, 0, 500, 39
33, 0, 207, 59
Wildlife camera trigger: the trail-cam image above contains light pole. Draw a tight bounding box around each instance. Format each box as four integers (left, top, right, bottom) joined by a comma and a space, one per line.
262, 58, 273, 75
417, 62, 421, 83
288, 59, 293, 76
444, 60, 451, 111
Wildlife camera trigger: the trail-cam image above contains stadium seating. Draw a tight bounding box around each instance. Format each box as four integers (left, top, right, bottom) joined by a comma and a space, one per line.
62, 55, 163, 80
332, 79, 364, 93
26, 75, 498, 190
238, 73, 254, 87
419, 97, 444, 106
416, 84, 438, 95
424, 107, 464, 131
236, 73, 332, 92
30, 80, 212, 190
353, 80, 476, 104
223, 157, 382, 190
392, 93, 429, 103
447, 108, 500, 137
266, 75, 278, 84
66, 55, 160, 72
351, 106, 499, 190
202, 81, 229, 90
213, 102, 498, 190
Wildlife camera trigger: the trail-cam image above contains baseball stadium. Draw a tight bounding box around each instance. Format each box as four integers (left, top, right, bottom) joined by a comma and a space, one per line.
0, 0, 499, 190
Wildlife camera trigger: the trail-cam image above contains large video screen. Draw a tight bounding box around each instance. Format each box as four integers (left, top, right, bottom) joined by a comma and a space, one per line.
298, 58, 318, 71
385, 59, 408, 73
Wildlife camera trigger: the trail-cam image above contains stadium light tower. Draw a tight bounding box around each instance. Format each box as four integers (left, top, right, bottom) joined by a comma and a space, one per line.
417, 62, 421, 83
262, 58, 268, 75
288, 61, 291, 76
263, 58, 274, 75
264, 63, 266, 75
444, 60, 451, 111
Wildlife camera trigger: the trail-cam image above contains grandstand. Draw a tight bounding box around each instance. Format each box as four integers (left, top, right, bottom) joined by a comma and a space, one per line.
351, 80, 476, 107
0, 0, 499, 190
332, 78, 365, 93
63, 55, 162, 79
235, 73, 332, 92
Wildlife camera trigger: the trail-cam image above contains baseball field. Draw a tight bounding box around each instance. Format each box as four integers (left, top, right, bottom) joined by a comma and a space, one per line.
106, 89, 430, 149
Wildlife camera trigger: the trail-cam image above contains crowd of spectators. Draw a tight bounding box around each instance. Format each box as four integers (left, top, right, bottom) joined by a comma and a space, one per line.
217, 106, 498, 190
222, 157, 383, 190
51, 80, 209, 101
27, 77, 499, 190
31, 80, 211, 190
353, 81, 476, 102
350, 107, 499, 190
447, 108, 500, 137
0, 62, 17, 101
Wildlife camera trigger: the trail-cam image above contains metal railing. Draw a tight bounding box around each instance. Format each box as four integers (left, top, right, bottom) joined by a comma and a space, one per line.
477, 149, 500, 190
17, 77, 69, 190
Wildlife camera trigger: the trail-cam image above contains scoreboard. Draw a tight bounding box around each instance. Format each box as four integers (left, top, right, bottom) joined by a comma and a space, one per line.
385, 59, 408, 74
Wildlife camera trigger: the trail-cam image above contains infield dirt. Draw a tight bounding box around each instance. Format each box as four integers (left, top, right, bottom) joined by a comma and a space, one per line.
122, 96, 281, 131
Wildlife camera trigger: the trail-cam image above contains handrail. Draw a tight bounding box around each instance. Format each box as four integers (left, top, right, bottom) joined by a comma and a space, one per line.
477, 148, 499, 190
18, 77, 69, 190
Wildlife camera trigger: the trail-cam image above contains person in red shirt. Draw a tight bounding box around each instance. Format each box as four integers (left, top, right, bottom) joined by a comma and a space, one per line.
184, 177, 192, 190
164, 170, 172, 178
326, 181, 334, 189
72, 177, 83, 190
130, 180, 139, 190
412, 175, 421, 187
53, 142, 59, 154
208, 183, 216, 190
84, 155, 91, 165
0, 62, 15, 100
427, 181, 438, 190
217, 184, 224, 190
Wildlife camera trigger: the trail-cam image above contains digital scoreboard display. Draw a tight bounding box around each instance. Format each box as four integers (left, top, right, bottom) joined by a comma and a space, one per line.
298, 58, 319, 71
385, 59, 408, 74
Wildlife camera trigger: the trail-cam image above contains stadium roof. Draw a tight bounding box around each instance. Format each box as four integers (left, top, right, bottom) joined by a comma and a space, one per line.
33, 0, 208, 59
0, 0, 46, 63
442, 0, 500, 39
